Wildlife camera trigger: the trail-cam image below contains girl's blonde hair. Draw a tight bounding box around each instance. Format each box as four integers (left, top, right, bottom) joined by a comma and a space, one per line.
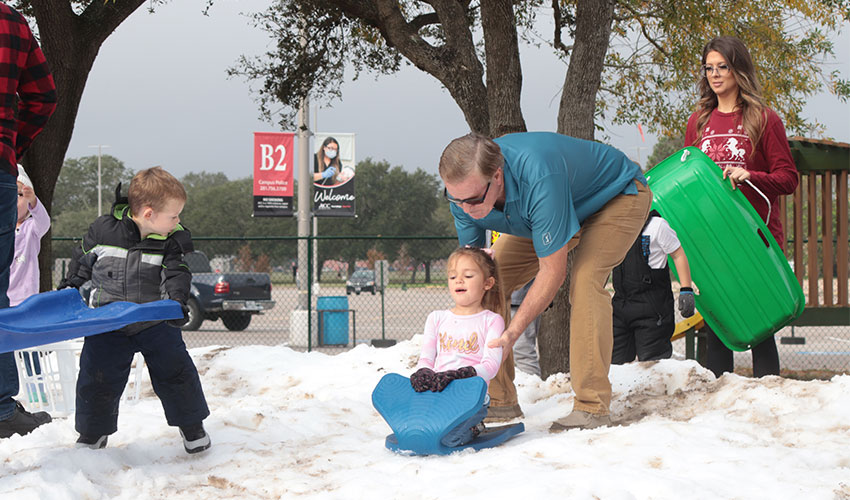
447, 246, 506, 316
692, 36, 767, 155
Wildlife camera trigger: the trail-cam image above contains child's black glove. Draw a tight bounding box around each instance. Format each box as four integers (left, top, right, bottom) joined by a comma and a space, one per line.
56, 275, 87, 290
433, 366, 477, 392
678, 287, 695, 318
166, 302, 191, 328
410, 367, 436, 392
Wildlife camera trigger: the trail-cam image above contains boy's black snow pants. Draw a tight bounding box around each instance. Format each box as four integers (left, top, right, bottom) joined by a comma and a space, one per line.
75, 321, 209, 436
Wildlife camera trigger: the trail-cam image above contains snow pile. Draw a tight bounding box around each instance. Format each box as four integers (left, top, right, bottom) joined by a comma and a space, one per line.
1, 339, 848, 499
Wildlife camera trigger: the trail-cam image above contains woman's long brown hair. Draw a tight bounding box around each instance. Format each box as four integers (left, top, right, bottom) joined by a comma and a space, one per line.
692, 36, 767, 155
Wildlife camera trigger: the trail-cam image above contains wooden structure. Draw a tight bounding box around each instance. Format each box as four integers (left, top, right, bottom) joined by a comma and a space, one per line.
783, 137, 849, 326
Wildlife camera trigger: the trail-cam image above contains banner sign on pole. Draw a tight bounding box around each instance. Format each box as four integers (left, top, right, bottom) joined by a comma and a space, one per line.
313, 132, 356, 217
253, 132, 295, 217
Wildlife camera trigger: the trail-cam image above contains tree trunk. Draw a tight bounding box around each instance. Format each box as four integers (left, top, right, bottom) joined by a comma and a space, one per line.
481, 0, 526, 136
538, 252, 574, 377
24, 0, 149, 292
332, 1, 527, 136
538, 0, 615, 379
424, 261, 431, 284
363, 0, 491, 133
557, 0, 615, 140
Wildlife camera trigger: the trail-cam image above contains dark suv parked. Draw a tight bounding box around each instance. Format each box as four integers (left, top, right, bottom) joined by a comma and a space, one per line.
346, 269, 382, 295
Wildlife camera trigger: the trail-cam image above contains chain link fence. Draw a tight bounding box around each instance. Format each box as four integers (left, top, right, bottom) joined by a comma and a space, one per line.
51, 236, 849, 375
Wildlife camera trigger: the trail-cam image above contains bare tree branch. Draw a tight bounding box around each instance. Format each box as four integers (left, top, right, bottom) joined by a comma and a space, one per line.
552, 0, 571, 57
615, 1, 668, 57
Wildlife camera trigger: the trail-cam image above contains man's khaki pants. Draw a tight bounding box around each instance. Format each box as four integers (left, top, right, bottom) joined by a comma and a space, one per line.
489, 182, 651, 415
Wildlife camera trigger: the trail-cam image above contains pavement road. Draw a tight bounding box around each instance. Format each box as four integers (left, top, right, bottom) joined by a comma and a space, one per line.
182, 285, 849, 372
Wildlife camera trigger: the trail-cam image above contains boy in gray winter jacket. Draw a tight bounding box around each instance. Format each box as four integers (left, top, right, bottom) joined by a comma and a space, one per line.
61, 167, 210, 453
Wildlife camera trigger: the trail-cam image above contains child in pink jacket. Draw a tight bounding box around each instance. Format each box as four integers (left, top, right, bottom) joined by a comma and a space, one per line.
11, 166, 52, 406
410, 246, 506, 446
10, 165, 50, 306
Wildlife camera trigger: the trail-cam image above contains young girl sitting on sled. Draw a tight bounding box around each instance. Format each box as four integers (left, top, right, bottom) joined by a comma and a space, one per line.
410, 246, 505, 447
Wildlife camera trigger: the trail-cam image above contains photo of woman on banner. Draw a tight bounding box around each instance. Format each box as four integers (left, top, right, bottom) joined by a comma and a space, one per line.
313, 133, 357, 217
313, 136, 344, 186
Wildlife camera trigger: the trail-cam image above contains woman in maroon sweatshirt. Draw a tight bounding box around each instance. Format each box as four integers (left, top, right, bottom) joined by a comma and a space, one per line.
684, 36, 799, 378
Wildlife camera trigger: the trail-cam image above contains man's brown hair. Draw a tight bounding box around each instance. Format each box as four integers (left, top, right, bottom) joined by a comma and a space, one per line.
128, 166, 187, 215
439, 133, 503, 184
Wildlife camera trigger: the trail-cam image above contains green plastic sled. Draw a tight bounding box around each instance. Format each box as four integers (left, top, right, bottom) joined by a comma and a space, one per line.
645, 147, 805, 351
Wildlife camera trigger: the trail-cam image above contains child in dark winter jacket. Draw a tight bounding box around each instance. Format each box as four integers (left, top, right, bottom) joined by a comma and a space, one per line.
60, 166, 210, 453
611, 210, 695, 363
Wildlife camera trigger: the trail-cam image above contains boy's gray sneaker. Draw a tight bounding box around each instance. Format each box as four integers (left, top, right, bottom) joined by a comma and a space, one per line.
76, 434, 108, 449
549, 410, 612, 432
180, 423, 211, 454
0, 400, 52, 438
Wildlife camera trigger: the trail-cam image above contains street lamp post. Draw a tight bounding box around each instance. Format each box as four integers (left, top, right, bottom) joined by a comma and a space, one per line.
88, 145, 109, 215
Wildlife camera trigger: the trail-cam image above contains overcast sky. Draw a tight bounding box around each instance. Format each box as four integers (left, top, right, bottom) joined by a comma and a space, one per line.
64, 0, 850, 181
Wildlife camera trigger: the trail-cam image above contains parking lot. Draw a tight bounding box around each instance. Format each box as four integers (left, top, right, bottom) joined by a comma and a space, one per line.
182, 285, 452, 351
181, 285, 849, 372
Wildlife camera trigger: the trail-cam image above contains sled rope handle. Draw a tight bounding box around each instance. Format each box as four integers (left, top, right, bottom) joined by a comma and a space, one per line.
744, 179, 771, 224
680, 148, 770, 225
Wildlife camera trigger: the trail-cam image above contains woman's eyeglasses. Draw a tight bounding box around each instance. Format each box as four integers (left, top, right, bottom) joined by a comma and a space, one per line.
444, 182, 491, 206
703, 64, 730, 77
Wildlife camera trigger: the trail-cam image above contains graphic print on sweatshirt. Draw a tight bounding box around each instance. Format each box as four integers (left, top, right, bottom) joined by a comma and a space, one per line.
439, 331, 481, 355
699, 121, 752, 169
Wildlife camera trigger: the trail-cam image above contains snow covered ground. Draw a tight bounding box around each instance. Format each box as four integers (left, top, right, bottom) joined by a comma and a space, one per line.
1, 338, 848, 500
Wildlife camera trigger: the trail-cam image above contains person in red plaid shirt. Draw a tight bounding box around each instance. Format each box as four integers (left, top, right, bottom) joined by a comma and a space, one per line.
0, 1, 57, 439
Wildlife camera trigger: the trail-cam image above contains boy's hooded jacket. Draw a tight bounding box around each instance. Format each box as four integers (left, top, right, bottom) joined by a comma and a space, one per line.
61, 184, 193, 334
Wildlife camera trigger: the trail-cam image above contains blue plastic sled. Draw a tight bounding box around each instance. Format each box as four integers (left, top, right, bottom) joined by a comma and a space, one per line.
372, 373, 524, 455
0, 288, 184, 353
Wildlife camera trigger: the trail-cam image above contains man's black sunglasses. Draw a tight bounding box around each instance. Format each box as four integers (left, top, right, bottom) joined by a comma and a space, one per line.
443, 182, 491, 206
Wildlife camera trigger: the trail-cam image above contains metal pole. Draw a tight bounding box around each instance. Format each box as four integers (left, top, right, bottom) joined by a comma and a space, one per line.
313, 106, 318, 287
88, 145, 109, 215
380, 262, 386, 340
295, 20, 311, 311
307, 235, 313, 351
97, 147, 102, 215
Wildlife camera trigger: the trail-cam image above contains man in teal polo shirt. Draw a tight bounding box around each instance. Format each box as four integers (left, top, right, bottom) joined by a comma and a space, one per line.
440, 131, 651, 430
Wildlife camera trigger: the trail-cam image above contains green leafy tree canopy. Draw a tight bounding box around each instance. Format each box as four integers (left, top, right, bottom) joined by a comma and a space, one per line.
52, 154, 134, 215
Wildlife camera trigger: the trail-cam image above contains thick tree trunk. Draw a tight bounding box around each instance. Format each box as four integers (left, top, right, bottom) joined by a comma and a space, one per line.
30, 41, 99, 292
365, 0, 491, 133
335, 2, 528, 136
537, 252, 574, 377
23, 1, 148, 291
557, 0, 615, 140
538, 0, 615, 379
481, 1, 526, 136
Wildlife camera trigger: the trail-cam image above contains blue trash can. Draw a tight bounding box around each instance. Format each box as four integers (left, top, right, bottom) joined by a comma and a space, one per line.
317, 296, 349, 345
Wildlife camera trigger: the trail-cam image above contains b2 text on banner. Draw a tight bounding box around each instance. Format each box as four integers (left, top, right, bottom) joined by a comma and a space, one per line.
253, 132, 295, 217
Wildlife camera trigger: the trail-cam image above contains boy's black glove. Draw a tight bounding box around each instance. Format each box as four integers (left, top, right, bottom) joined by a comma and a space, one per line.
57, 275, 87, 290
678, 287, 695, 318
433, 366, 477, 392
410, 367, 436, 392
166, 302, 191, 328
